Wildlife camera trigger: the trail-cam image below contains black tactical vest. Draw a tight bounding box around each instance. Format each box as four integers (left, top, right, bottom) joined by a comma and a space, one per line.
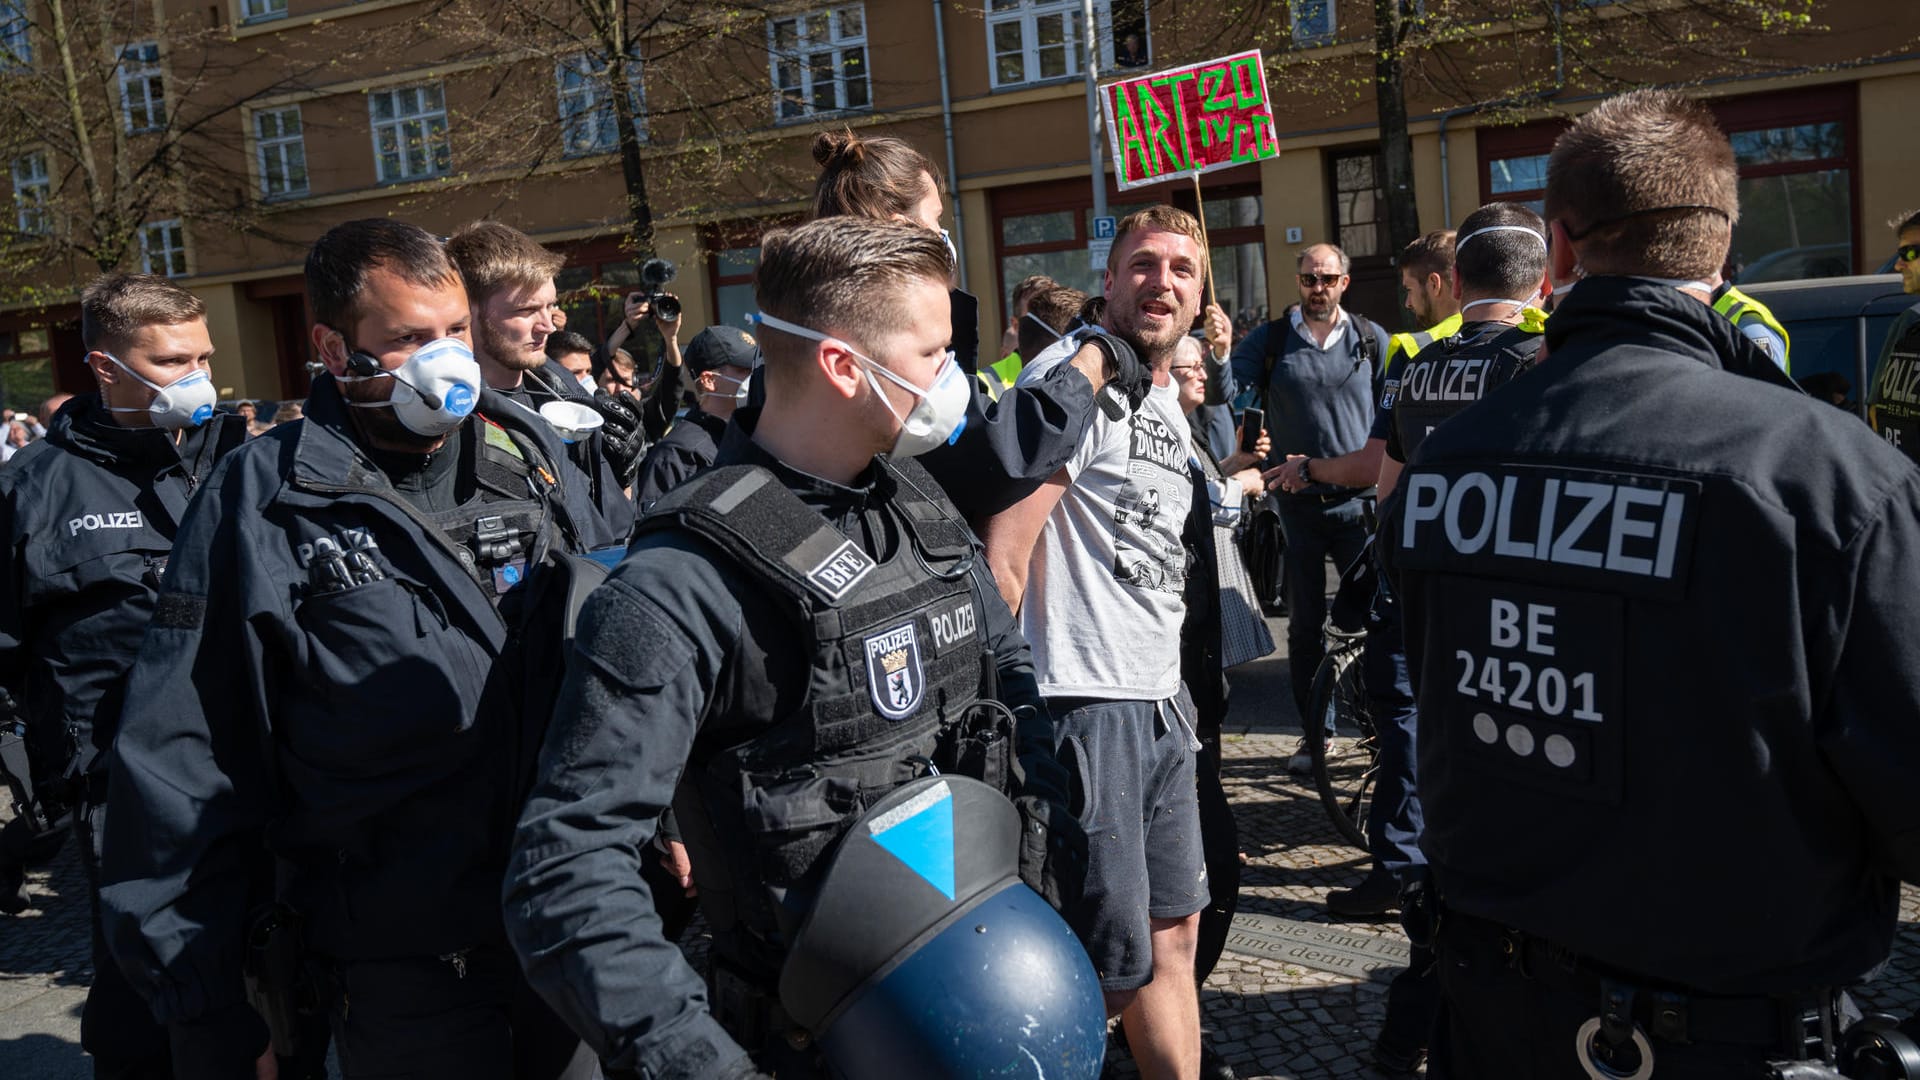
1869, 315, 1920, 467
427, 419, 565, 601
1388, 323, 1545, 462
639, 457, 1007, 947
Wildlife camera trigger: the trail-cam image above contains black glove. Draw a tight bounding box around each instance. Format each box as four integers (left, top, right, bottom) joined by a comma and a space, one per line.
1014, 794, 1088, 916
1398, 869, 1438, 949
1079, 331, 1151, 419
591, 388, 646, 485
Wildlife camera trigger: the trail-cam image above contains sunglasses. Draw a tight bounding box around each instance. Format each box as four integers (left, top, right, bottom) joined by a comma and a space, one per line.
1898, 244, 1920, 264
1298, 273, 1344, 289
1170, 364, 1206, 377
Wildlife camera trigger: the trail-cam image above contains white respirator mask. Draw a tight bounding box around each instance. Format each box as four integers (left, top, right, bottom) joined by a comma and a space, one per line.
339, 337, 482, 437
751, 311, 969, 458
102, 354, 218, 430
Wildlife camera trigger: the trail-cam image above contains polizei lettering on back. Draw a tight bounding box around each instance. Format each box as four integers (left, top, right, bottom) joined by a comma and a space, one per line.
69, 509, 144, 536
1395, 464, 1700, 599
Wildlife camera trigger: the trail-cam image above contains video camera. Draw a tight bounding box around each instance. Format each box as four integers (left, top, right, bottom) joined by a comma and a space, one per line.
630, 257, 681, 324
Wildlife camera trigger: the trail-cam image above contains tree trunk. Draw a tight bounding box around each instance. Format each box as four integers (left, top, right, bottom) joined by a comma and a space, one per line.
1374, 0, 1419, 259
604, 2, 652, 258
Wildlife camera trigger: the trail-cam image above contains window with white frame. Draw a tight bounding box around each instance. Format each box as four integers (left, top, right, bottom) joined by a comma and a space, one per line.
240, 0, 288, 22
767, 5, 868, 122
556, 52, 646, 157
0, 2, 30, 69
141, 220, 185, 277
368, 83, 450, 183
12, 152, 46, 235
986, 0, 1147, 87
118, 42, 165, 133
255, 106, 307, 198
1291, 0, 1335, 45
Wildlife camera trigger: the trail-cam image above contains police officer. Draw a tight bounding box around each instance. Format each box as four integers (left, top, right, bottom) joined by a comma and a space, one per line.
1710, 277, 1791, 372
99, 219, 622, 1079
503, 217, 1086, 1080
632, 324, 757, 509
0, 273, 244, 1078
1388, 230, 1462, 365
1382, 89, 1920, 1077
1867, 209, 1920, 463
446, 220, 638, 537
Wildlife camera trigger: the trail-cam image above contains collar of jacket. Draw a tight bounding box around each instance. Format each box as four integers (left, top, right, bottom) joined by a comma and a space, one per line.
49, 391, 243, 474
714, 405, 897, 515
1544, 276, 1799, 393
293, 373, 572, 494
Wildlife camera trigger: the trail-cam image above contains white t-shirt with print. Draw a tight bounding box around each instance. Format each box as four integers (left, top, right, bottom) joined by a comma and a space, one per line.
1017, 347, 1191, 700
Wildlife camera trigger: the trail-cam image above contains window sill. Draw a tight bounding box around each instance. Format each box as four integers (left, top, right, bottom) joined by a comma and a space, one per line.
989, 74, 1083, 94
375, 172, 450, 186
772, 105, 873, 127
230, 0, 418, 39
239, 12, 289, 25
259, 188, 310, 202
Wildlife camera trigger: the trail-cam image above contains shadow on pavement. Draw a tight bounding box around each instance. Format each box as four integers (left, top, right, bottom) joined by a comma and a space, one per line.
0, 1031, 89, 1080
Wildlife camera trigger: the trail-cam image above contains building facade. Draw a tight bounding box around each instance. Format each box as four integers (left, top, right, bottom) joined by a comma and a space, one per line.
0, 0, 1913, 406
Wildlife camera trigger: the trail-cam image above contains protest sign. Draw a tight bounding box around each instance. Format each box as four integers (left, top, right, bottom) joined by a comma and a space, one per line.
1102, 49, 1278, 190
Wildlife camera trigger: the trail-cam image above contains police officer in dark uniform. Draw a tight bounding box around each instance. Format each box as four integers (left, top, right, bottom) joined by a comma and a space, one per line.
504, 217, 1086, 1080
1868, 209, 1920, 464
1357, 202, 1551, 1073
1382, 90, 1920, 1078
0, 273, 244, 1078
99, 219, 622, 1079
633, 324, 758, 509
447, 220, 638, 539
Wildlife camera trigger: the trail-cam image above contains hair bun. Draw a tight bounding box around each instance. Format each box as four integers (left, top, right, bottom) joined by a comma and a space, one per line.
812, 129, 865, 169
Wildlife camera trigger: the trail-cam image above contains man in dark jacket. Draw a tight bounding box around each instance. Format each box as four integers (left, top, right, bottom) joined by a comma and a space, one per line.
632, 324, 757, 509
99, 219, 621, 1079
1383, 89, 1920, 1077
0, 273, 245, 1079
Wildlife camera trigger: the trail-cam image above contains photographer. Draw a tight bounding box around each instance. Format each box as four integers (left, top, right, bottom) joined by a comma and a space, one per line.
604, 280, 684, 443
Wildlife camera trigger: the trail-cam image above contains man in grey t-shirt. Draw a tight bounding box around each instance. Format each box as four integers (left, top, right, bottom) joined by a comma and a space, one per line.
986, 205, 1210, 1080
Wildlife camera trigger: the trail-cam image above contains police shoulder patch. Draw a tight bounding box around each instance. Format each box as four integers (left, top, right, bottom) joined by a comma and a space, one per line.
807, 539, 874, 600
863, 621, 925, 721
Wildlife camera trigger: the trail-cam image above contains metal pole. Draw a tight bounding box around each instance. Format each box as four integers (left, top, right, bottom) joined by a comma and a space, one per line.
932, 0, 967, 291
1083, 0, 1106, 223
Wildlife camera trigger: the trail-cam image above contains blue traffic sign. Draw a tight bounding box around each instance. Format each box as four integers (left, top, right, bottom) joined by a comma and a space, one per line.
1092, 215, 1117, 240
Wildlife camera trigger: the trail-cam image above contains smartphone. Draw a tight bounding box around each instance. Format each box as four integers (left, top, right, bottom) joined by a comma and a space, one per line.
1240, 407, 1265, 453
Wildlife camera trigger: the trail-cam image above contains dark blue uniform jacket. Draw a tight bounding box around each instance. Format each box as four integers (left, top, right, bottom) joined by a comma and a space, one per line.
503, 413, 1062, 1080
1383, 277, 1920, 994
98, 376, 621, 1072
0, 397, 245, 784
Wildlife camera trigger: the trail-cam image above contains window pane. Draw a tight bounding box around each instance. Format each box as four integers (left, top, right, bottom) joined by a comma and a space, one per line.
1210, 241, 1271, 332
1728, 168, 1852, 283
997, 53, 1025, 84
776, 60, 800, 92
1081, 201, 1157, 232
806, 13, 829, 42
1002, 250, 1102, 300
1203, 194, 1264, 231
1339, 223, 1378, 258
1489, 154, 1548, 195
1003, 210, 1076, 246
717, 246, 760, 276
810, 51, 836, 111
1036, 13, 1066, 46
842, 48, 868, 108
715, 281, 759, 334
1729, 122, 1844, 167
773, 20, 798, 51
285, 144, 306, 186
837, 6, 862, 38
371, 93, 393, 120
992, 21, 1024, 52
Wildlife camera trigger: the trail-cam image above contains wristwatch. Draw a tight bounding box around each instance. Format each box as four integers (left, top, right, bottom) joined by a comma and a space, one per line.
1299, 457, 1314, 485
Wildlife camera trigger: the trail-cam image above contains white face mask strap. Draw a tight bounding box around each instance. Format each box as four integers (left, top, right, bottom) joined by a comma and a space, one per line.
100, 351, 164, 395
1455, 224, 1548, 254
1641, 276, 1716, 293
1023, 311, 1064, 341
1461, 297, 1536, 314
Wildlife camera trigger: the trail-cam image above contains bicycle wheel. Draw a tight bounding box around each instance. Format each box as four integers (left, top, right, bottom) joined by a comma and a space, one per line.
1304, 641, 1377, 849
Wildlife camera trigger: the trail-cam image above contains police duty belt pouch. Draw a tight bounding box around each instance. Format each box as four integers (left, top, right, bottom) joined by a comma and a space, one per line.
777, 775, 1107, 1080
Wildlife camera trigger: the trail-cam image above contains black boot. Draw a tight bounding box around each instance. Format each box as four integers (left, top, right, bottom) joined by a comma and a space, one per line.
1200, 1042, 1238, 1080
1326, 865, 1400, 917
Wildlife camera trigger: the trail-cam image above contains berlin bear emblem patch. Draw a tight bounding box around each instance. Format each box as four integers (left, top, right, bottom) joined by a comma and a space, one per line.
864, 622, 925, 721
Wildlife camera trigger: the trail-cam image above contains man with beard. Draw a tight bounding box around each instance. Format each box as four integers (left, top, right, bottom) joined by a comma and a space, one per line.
986, 205, 1212, 1080
447, 222, 639, 534
1225, 244, 1388, 763
99, 218, 621, 1078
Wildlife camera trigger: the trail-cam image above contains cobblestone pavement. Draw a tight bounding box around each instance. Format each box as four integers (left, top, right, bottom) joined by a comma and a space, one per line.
6, 637, 1920, 1078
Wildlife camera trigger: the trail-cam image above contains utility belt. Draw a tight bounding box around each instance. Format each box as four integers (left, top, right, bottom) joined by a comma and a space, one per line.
1436, 910, 1920, 1079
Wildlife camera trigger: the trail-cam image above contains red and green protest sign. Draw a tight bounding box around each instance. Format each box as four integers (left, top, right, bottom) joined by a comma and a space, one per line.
1102, 49, 1278, 190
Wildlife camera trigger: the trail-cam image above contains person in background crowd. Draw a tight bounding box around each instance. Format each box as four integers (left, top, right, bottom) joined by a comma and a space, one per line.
987, 205, 1211, 1080
548, 331, 597, 394
99, 219, 620, 1080
1220, 244, 1389, 759
1383, 88, 1916, 1078
1867, 208, 1920, 462
1, 420, 29, 462
632, 325, 757, 510
1194, 303, 1238, 463
1017, 285, 1090, 366
596, 346, 638, 397
992, 273, 1059, 388
811, 128, 1131, 523
40, 393, 72, 431
0, 273, 247, 1078
1390, 231, 1461, 363
234, 399, 258, 427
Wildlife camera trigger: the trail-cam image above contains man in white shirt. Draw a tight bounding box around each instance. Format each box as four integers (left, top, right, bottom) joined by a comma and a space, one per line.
985, 205, 1210, 1080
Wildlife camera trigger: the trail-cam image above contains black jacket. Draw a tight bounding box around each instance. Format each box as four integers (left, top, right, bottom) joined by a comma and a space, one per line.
1382, 277, 1920, 993
519, 360, 637, 540
503, 411, 1063, 1080
98, 376, 622, 1075
917, 355, 1095, 522
633, 405, 726, 511
0, 397, 245, 784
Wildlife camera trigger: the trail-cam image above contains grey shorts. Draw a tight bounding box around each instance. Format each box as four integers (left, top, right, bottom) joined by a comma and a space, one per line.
1051, 688, 1209, 993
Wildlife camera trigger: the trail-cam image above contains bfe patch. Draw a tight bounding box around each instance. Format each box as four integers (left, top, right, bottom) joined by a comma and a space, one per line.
863, 622, 925, 721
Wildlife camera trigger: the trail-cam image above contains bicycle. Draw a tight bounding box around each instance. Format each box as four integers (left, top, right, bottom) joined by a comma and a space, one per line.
1302, 538, 1381, 850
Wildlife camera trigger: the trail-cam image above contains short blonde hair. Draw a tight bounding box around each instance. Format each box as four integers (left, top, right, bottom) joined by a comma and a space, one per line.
80, 273, 205, 352
1113, 205, 1208, 264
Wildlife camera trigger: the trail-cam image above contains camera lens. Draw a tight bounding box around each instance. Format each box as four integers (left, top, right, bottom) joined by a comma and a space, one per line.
654, 293, 682, 322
